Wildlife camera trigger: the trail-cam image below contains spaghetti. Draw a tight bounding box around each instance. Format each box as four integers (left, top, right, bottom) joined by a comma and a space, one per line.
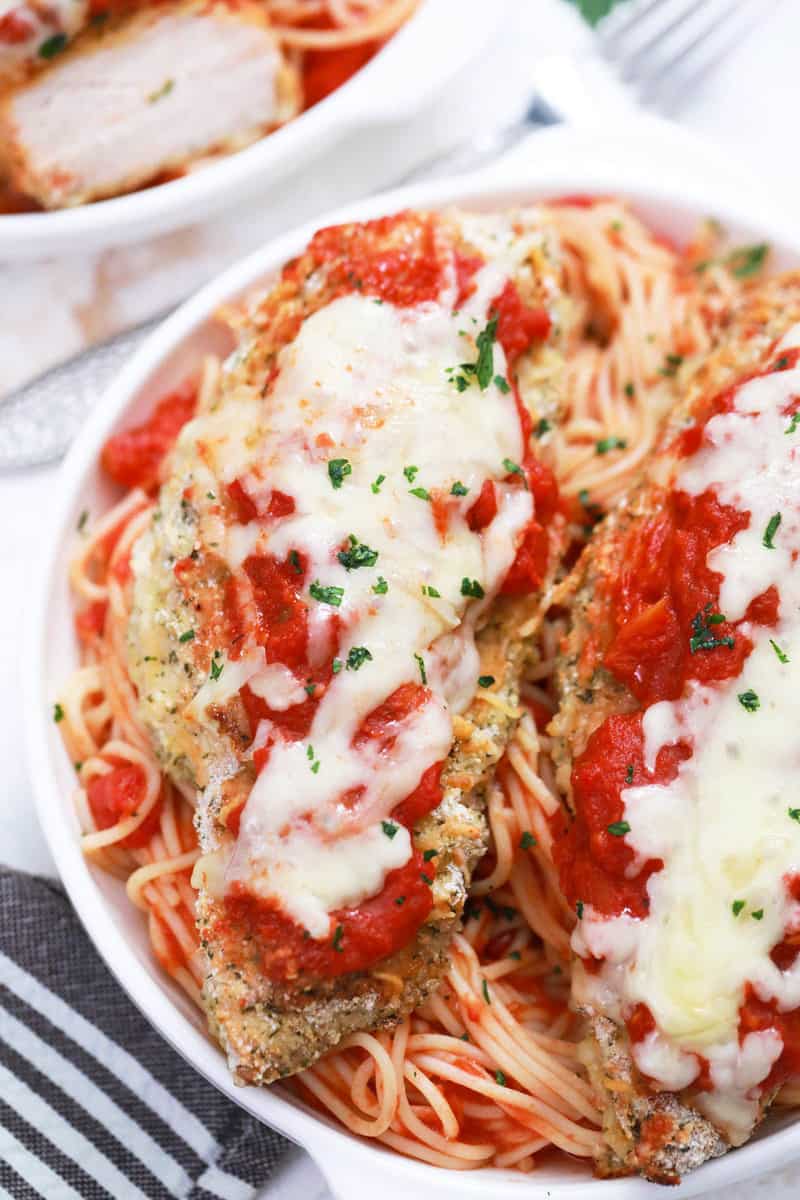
58, 199, 754, 1173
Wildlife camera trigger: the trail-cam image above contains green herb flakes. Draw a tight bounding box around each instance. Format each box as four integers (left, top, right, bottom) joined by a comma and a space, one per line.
771, 638, 790, 664
327, 458, 352, 489
727, 243, 769, 279
332, 924, 344, 951
752, 908, 765, 921
494, 374, 511, 394
596, 435, 627, 455
403, 465, 419, 483
409, 486, 431, 501
382, 820, 398, 839
178, 630, 195, 643
659, 354, 684, 378
53, 703, 64, 723
346, 646, 372, 671
482, 979, 491, 1004
310, 580, 344, 607
460, 577, 485, 599
495, 1070, 506, 1086
451, 481, 469, 496
625, 764, 634, 784
732, 899, 746, 917
520, 831, 536, 850
373, 576, 389, 595
414, 653, 427, 685
689, 603, 734, 655
39, 33, 67, 59
338, 536, 378, 571
478, 675, 495, 688
738, 690, 760, 712
147, 78, 174, 103
371, 474, 386, 494
763, 512, 782, 549
607, 821, 630, 837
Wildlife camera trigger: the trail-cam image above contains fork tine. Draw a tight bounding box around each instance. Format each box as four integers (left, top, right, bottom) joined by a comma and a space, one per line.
603, 0, 708, 73
616, 0, 751, 87
596, 0, 679, 50
642, 0, 775, 109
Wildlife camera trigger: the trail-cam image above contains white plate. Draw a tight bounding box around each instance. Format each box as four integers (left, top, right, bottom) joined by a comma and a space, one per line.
0, 0, 499, 261
24, 164, 800, 1200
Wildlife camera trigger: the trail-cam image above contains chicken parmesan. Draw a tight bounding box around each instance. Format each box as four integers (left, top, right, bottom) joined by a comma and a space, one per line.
62, 197, 769, 1174
103, 208, 564, 1081
552, 274, 800, 1181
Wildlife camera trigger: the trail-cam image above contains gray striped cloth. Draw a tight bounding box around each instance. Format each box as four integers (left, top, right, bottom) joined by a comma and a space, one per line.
0, 868, 289, 1199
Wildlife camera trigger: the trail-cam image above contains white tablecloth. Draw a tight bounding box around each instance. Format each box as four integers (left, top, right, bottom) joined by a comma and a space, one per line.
5, 0, 800, 1195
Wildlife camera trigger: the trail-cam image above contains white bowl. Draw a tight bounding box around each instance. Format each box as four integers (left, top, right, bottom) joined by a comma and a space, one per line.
25, 164, 800, 1200
0, 0, 498, 261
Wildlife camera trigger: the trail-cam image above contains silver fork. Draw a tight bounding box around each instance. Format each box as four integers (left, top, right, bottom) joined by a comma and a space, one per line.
0, 0, 777, 471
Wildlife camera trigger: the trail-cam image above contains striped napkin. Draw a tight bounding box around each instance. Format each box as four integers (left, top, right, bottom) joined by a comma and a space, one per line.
0, 867, 289, 1199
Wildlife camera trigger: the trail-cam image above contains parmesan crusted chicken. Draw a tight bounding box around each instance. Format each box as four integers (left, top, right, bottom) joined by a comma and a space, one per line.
126, 209, 569, 1083
551, 274, 800, 1182
0, 2, 299, 208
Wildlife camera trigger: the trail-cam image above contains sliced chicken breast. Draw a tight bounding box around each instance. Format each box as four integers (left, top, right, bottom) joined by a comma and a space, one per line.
0, 2, 300, 208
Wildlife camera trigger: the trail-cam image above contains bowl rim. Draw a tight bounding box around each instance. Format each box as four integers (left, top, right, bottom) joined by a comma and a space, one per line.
0, 0, 500, 259
24, 162, 800, 1200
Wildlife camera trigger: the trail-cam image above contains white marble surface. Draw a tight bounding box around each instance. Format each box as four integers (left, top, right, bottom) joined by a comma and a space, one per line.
6, 0, 800, 1195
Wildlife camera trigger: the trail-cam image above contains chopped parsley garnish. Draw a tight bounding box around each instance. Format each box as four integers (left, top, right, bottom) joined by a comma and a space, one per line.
305, 683, 316, 697
209, 656, 224, 682
310, 580, 344, 607
53, 703, 64, 723
625, 764, 634, 784
773, 355, 791, 372
520, 831, 536, 850
39, 33, 67, 58
332, 924, 344, 951
461, 577, 485, 599
338, 535, 378, 571
451, 481, 469, 496
371, 474, 386, 494
494, 375, 511, 394
752, 908, 765, 921
607, 821, 630, 837
689, 603, 734, 654
403, 465, 419, 483
771, 638, 790, 664
422, 585, 441, 598
288, 549, 303, 575
307, 744, 321, 774
786, 413, 800, 435
576, 900, 584, 919
77, 509, 88, 532
147, 78, 174, 103
327, 458, 352, 489
509, 950, 521, 961
423, 849, 438, 861
346, 646, 372, 671
659, 353, 683, 378
727, 243, 769, 279
449, 314, 499, 392
789, 808, 800, 822
414, 653, 427, 684
409, 486, 431, 501
503, 458, 525, 481
732, 899, 746, 917
332, 658, 343, 674
475, 315, 499, 389
178, 630, 195, 643
624, 382, 635, 398
763, 512, 782, 549
420, 872, 433, 885
495, 1070, 506, 1086
535, 417, 551, 438
482, 979, 491, 1004
382, 820, 398, 839
596, 435, 627, 454
206, 492, 215, 500
373, 576, 388, 594
478, 675, 495, 688
738, 690, 760, 712
395, 896, 406, 906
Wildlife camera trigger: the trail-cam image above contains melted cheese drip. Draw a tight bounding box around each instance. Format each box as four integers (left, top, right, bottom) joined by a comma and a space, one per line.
187, 221, 546, 937
574, 327, 800, 1142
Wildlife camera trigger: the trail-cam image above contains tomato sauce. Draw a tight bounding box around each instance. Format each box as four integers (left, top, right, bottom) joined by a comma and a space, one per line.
101, 381, 197, 492
86, 761, 160, 850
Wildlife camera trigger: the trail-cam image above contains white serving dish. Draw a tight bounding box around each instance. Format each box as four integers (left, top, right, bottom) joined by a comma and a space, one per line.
24, 163, 800, 1199
0, 0, 498, 261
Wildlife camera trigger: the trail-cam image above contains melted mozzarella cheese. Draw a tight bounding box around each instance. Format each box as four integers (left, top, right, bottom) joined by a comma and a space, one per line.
575, 328, 800, 1141
180, 218, 547, 937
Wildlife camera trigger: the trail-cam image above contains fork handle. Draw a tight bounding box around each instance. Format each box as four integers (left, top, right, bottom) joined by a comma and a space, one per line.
0, 315, 166, 471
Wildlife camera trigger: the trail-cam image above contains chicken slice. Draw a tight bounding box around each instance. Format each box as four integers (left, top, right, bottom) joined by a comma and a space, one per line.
0, 2, 300, 208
